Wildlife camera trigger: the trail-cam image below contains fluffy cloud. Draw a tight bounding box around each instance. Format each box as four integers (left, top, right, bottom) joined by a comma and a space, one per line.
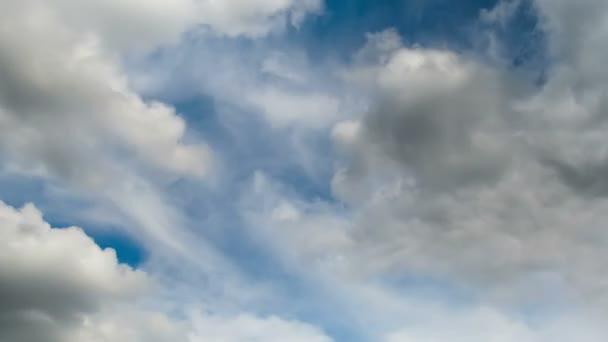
521, 0, 608, 195
0, 200, 333, 342
0, 200, 146, 341
0, 0, 324, 187
68, 309, 334, 342
320, 8, 608, 303
335, 29, 518, 196
0, 0, 212, 189
136, 43, 346, 130
238, 5, 608, 338
194, 0, 323, 38
0, 0, 328, 276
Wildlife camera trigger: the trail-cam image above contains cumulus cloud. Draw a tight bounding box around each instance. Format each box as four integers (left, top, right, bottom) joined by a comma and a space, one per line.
314, 5, 608, 304
0, 200, 146, 341
0, 0, 213, 188
237, 4, 608, 338
0, 0, 324, 186
0, 200, 333, 342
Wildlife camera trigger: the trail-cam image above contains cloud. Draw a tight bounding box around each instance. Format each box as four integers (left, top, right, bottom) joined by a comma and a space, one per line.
135, 40, 347, 130
519, 0, 608, 196
0, 0, 327, 278
0, 200, 333, 342
385, 306, 605, 342
188, 312, 333, 342
316, 14, 608, 306
0, 0, 213, 189
193, 0, 324, 38
0, 2, 334, 340
236, 6, 608, 337
0, 0, 324, 188
69, 309, 335, 342
239, 168, 608, 341
0, 200, 146, 341
335, 29, 520, 195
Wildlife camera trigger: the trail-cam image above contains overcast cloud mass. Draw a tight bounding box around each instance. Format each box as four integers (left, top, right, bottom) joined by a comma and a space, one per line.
2, 0, 608, 341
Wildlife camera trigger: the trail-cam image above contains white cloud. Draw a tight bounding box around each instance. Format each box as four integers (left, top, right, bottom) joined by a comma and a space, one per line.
0, 0, 212, 188
0, 200, 146, 341
194, 0, 323, 38
188, 312, 333, 342
0, 0, 325, 188
385, 307, 605, 342
69, 309, 335, 342
240, 171, 353, 274
0, 200, 334, 342
246, 87, 341, 128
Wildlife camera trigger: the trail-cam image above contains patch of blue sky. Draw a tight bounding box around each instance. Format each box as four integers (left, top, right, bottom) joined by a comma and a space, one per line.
291, 0, 548, 77
84, 227, 147, 268
0, 172, 99, 226
0, 172, 146, 268
46, 216, 147, 269
0, 171, 47, 209
293, 0, 501, 58
48, 209, 147, 269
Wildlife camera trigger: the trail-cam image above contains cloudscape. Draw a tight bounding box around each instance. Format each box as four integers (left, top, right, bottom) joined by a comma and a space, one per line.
2, 0, 608, 341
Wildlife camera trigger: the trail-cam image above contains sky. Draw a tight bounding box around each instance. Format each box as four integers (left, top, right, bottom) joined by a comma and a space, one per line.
2, 0, 608, 341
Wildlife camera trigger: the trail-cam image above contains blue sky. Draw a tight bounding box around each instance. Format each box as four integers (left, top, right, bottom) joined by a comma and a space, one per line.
2, 0, 608, 341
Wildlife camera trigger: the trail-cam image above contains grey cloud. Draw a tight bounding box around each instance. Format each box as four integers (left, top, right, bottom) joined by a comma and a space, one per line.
336, 33, 521, 195
542, 158, 608, 197
283, 1, 608, 313
0, 201, 146, 342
